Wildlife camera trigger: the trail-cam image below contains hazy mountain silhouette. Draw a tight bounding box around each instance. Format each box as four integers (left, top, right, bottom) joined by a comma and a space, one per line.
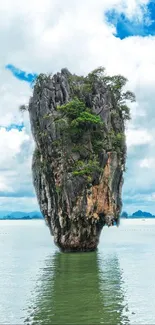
121, 210, 155, 219
0, 211, 43, 220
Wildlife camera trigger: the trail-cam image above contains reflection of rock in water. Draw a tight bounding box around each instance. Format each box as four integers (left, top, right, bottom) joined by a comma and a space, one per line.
98, 254, 129, 324
25, 252, 129, 325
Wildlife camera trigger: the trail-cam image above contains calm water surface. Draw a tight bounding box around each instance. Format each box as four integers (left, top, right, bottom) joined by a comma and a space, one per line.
0, 219, 155, 324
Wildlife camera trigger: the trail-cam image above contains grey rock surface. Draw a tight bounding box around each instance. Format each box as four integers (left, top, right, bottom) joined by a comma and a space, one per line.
28, 69, 126, 252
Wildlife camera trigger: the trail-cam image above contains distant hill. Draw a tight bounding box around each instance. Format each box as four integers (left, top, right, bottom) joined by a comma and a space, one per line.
0, 211, 43, 220
121, 210, 155, 219
132, 210, 154, 218
0, 211, 12, 218
1, 209, 155, 220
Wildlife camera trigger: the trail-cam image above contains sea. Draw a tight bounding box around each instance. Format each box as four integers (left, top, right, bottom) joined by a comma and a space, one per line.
0, 218, 155, 324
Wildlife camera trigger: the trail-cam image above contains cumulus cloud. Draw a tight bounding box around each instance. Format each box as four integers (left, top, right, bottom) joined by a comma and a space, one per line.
139, 158, 155, 168
0, 126, 35, 210
0, 196, 37, 212
0, 0, 155, 212
0, 127, 29, 167
126, 128, 153, 147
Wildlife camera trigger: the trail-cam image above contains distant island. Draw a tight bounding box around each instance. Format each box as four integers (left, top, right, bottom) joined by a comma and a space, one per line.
1, 210, 154, 220
121, 210, 155, 219
0, 211, 43, 220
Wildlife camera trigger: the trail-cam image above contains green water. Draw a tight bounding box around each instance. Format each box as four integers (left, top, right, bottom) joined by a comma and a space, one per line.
0, 219, 155, 324
28, 252, 128, 325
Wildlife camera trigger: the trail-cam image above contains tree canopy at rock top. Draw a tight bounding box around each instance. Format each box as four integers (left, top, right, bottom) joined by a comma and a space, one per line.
25, 67, 135, 252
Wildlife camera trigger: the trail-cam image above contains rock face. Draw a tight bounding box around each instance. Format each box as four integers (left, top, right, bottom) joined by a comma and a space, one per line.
28, 68, 127, 252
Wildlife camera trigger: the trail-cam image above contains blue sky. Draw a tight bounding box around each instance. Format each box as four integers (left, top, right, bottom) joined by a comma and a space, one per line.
0, 0, 155, 213
5, 64, 37, 85
106, 1, 155, 39
5, 123, 24, 131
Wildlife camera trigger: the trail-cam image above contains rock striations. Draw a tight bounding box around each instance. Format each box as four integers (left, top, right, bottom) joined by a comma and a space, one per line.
28, 67, 134, 252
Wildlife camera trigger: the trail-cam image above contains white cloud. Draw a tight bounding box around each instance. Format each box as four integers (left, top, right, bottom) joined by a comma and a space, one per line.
0, 196, 38, 212
139, 158, 155, 168
0, 175, 12, 192
148, 193, 155, 202
0, 0, 154, 212
0, 127, 29, 167
0, 127, 35, 209
126, 128, 153, 147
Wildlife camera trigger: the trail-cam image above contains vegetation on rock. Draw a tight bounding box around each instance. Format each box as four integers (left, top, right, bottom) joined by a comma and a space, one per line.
68, 67, 135, 121
19, 104, 28, 112
53, 68, 135, 181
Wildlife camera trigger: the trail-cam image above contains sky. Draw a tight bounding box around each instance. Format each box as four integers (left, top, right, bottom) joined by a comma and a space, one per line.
0, 0, 155, 214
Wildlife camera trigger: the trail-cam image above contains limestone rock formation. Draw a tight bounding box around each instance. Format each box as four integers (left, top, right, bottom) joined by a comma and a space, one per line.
28, 67, 133, 252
